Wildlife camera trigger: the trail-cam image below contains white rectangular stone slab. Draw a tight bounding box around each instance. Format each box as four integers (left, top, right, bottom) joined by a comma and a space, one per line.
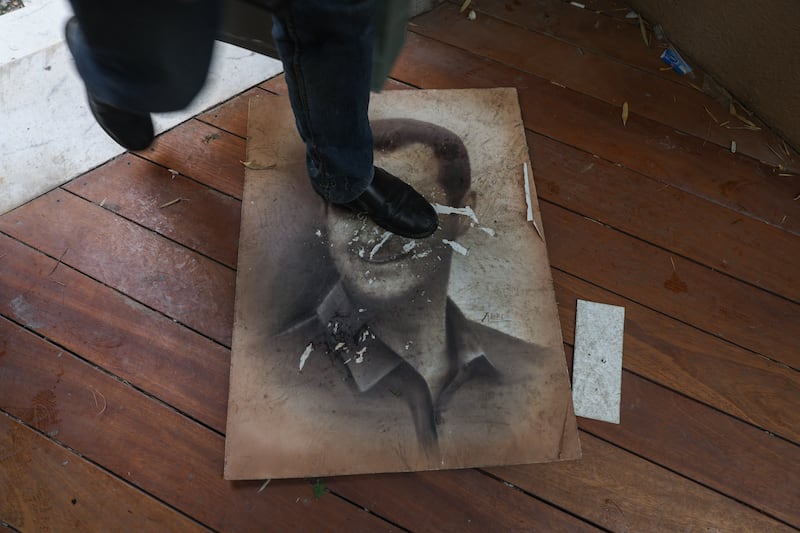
571, 299, 625, 424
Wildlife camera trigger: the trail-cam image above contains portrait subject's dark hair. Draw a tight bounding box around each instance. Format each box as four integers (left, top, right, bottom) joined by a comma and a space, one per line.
372, 119, 471, 206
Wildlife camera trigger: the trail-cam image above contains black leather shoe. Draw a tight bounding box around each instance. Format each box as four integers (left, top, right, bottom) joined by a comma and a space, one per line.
340, 167, 439, 239
65, 17, 154, 151
87, 94, 154, 151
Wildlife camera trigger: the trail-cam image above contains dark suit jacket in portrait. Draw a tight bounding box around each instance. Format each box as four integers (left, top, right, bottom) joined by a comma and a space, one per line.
226, 281, 577, 475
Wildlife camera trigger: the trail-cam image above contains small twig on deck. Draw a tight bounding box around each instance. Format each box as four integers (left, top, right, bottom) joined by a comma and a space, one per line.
782, 140, 792, 158
159, 197, 188, 209
703, 106, 719, 124
257, 479, 271, 493
669, 256, 676, 272
49, 248, 69, 276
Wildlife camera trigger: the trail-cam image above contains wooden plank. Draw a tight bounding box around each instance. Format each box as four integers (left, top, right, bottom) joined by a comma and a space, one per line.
541, 201, 799, 368
391, 32, 800, 235
260, 73, 288, 93
529, 131, 800, 303
0, 233, 229, 432
0, 189, 235, 346
452, 0, 669, 78
488, 432, 795, 533
64, 154, 241, 269
0, 317, 398, 532
139, 120, 246, 199
553, 269, 800, 444
420, 3, 797, 172
327, 470, 601, 532
197, 87, 269, 139
0, 411, 206, 533
576, 368, 800, 527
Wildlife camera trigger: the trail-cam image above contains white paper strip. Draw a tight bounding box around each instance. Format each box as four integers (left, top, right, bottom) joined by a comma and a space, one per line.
523, 162, 534, 222
571, 300, 625, 424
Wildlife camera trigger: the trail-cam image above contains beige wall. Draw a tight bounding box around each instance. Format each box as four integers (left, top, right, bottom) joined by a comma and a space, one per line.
628, 0, 800, 150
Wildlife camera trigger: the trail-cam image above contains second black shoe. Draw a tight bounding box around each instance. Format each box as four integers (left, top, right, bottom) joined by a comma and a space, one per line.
87, 93, 154, 151
340, 167, 439, 239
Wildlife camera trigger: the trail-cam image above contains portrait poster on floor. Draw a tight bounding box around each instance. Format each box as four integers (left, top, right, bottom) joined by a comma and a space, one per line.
224, 88, 581, 479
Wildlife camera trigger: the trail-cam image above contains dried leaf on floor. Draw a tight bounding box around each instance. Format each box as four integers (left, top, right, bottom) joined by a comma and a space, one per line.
728, 103, 760, 130
639, 17, 650, 47
622, 102, 629, 126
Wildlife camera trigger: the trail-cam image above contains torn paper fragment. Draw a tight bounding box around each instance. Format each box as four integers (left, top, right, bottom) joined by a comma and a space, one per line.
433, 203, 479, 224
571, 300, 624, 424
523, 162, 533, 222
442, 239, 469, 256
369, 231, 392, 260
298, 343, 314, 371
521, 163, 545, 241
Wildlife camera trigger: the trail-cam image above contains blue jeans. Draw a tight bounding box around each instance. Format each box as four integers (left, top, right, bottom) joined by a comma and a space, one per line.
66, 0, 376, 202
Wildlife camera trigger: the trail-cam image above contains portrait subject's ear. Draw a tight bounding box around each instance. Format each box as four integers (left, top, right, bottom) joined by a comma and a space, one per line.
456, 190, 478, 237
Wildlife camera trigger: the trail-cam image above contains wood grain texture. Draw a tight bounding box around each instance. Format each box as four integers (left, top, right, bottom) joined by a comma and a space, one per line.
65, 154, 241, 268
198, 87, 270, 139
0, 318, 397, 532
0, 233, 229, 432
529, 130, 800, 303
541, 201, 800, 368
488, 432, 795, 532
455, 0, 674, 79
456, 0, 794, 172
327, 469, 601, 532
138, 120, 246, 199
579, 367, 800, 527
553, 269, 800, 444
417, 4, 783, 163
392, 32, 800, 235
0, 410, 205, 533
0, 189, 236, 346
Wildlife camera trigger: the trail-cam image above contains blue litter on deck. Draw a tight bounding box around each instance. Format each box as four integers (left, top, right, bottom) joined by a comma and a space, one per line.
660, 46, 693, 75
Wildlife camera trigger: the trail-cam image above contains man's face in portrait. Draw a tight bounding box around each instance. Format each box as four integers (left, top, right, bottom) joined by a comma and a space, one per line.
325, 143, 471, 305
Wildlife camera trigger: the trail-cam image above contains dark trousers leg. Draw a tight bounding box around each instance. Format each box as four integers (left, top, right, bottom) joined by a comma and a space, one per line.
65, 0, 221, 113
272, 0, 376, 203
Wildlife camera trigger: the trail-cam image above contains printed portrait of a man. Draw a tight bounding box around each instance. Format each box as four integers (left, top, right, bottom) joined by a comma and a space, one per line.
225, 90, 580, 479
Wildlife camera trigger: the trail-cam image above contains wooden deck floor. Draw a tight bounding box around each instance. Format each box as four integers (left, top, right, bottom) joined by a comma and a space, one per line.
2, 1, 799, 531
